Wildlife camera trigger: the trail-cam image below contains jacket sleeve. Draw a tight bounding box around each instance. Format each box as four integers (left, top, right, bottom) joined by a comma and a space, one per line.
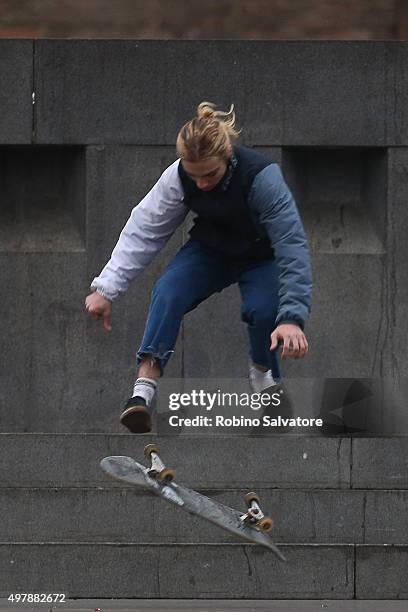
90, 160, 187, 301
249, 163, 312, 329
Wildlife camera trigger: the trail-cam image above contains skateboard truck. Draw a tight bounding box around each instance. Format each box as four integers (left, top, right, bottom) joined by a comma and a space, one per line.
240, 491, 274, 533
144, 444, 175, 483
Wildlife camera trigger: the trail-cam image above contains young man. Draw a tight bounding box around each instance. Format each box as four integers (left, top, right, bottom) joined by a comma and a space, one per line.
85, 102, 312, 433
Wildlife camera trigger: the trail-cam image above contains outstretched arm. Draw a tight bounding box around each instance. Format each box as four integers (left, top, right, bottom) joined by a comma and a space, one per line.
250, 163, 313, 358
90, 160, 188, 301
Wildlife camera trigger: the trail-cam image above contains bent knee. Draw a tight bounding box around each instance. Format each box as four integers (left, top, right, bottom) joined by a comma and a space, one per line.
242, 304, 277, 330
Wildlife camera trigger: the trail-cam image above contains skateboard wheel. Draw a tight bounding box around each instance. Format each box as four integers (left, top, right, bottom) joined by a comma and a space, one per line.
244, 491, 260, 506
144, 443, 159, 459
258, 517, 274, 532
158, 468, 175, 483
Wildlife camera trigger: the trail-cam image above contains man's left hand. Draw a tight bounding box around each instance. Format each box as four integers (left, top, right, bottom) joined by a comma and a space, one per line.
270, 324, 309, 359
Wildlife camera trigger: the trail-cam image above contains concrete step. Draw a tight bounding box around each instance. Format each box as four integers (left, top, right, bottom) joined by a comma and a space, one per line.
351, 437, 408, 488
1, 488, 407, 545
1, 434, 407, 489
0, 543, 355, 599
1, 599, 407, 611
1, 543, 407, 599
2, 599, 408, 612
0, 434, 352, 488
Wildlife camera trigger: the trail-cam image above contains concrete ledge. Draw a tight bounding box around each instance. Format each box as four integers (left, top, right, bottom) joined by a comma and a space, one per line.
0, 40, 33, 143
33, 40, 396, 146
3, 544, 407, 599
0, 544, 354, 599
352, 438, 408, 488
0, 487, 367, 544
356, 545, 408, 599
0, 434, 351, 488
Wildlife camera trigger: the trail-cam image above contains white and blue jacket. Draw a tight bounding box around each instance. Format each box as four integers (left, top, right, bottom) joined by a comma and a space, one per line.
91, 145, 312, 329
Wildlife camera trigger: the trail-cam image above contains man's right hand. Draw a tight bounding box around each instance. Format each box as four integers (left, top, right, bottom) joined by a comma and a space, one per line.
84, 291, 112, 332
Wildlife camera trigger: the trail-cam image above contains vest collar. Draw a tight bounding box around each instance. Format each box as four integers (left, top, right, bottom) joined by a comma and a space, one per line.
220, 152, 238, 192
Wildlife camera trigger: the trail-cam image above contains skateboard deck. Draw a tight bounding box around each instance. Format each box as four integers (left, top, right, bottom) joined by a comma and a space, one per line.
100, 455, 286, 561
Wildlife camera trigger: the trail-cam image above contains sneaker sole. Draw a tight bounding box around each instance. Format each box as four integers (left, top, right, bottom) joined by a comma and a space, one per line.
120, 405, 152, 434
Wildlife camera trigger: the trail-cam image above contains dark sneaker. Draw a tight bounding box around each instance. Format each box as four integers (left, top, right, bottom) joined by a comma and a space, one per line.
120, 396, 152, 433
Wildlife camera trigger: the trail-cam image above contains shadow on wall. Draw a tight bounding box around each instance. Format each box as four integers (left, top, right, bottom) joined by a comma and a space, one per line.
316, 378, 408, 435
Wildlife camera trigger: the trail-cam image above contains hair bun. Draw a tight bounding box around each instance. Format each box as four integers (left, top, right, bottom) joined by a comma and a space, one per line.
176, 101, 241, 162
197, 101, 217, 119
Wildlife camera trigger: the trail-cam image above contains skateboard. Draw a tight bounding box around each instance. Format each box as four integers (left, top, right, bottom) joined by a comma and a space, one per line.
100, 444, 286, 561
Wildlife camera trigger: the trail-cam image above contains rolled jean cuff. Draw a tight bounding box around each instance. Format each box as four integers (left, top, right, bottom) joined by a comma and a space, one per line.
136, 345, 175, 375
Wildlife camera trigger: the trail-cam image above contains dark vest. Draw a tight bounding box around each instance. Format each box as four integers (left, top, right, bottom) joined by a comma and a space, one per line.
177, 145, 275, 259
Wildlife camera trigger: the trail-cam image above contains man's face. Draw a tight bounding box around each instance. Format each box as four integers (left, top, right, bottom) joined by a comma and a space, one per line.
181, 156, 228, 192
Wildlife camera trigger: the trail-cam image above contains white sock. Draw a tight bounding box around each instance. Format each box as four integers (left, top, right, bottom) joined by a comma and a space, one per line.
132, 377, 157, 406
249, 361, 277, 393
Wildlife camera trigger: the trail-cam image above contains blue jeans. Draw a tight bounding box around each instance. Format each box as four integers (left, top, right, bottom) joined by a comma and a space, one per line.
137, 239, 281, 378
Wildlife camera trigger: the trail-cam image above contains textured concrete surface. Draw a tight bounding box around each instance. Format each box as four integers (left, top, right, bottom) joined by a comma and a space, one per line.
84, 144, 184, 392
351, 438, 408, 488
33, 41, 395, 146
3, 599, 408, 611
0, 544, 354, 599
2, 40, 408, 601
283, 147, 387, 253
356, 546, 408, 599
0, 487, 365, 544
182, 284, 249, 378
1, 40, 408, 403
363, 490, 408, 544
388, 148, 408, 377
2, 487, 407, 545
1, 252, 88, 432
244, 42, 390, 147
284, 256, 387, 378
0, 146, 85, 252
0, 40, 33, 143
34, 40, 248, 145
0, 434, 351, 488
1, 146, 184, 433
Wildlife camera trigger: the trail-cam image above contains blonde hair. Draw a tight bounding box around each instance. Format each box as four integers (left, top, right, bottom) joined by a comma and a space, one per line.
176, 101, 241, 162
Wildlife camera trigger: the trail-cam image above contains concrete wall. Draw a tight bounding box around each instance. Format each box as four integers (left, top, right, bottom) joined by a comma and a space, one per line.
1, 40, 408, 600
1, 40, 407, 427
